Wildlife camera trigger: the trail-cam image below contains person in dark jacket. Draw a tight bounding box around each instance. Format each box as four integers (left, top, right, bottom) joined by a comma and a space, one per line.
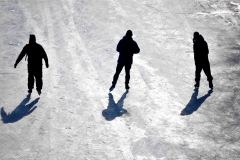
110, 30, 140, 91
193, 32, 213, 89
14, 34, 49, 95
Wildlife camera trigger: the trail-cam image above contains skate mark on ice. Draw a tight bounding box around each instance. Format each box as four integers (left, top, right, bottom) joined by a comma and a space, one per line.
1, 94, 39, 123
102, 91, 128, 121
180, 89, 213, 116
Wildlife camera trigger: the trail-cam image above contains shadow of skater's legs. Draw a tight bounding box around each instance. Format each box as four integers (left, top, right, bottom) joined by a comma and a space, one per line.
1, 107, 7, 122
25, 98, 39, 115
1, 95, 40, 123
102, 91, 129, 121
181, 89, 212, 116
117, 90, 128, 114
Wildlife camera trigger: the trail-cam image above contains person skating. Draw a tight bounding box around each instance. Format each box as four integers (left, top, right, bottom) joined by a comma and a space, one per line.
193, 32, 213, 89
14, 34, 49, 95
110, 30, 140, 91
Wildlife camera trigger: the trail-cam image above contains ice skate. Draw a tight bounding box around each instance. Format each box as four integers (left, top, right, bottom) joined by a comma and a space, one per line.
194, 82, 199, 88
28, 89, 32, 94
209, 81, 213, 90
125, 84, 130, 90
37, 89, 41, 95
109, 85, 115, 92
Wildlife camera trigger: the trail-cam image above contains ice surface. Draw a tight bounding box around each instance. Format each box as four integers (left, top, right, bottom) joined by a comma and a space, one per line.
0, 0, 239, 159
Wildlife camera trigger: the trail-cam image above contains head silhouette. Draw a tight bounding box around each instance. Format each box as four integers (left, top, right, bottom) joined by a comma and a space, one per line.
194, 32, 199, 38
125, 30, 133, 38
198, 34, 204, 42
29, 34, 36, 44
193, 32, 200, 43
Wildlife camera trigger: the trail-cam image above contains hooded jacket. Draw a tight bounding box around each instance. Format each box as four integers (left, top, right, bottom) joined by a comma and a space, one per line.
116, 36, 140, 64
193, 35, 209, 64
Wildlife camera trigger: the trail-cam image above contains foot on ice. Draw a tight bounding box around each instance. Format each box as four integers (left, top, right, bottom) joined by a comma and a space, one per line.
109, 85, 115, 92
194, 82, 199, 88
125, 84, 130, 90
28, 89, 32, 94
37, 89, 41, 95
209, 81, 213, 90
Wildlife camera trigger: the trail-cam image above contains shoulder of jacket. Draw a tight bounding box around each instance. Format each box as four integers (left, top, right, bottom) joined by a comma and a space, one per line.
36, 43, 42, 47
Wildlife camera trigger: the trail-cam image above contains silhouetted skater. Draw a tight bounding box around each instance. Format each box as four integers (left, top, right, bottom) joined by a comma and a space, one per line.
193, 32, 213, 89
110, 30, 140, 91
14, 35, 49, 95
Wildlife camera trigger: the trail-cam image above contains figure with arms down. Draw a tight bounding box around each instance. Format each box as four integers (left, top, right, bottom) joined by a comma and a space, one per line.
193, 32, 213, 89
110, 30, 140, 91
14, 34, 49, 95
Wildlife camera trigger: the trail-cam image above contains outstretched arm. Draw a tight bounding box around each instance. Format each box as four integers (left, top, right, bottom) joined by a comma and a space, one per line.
14, 46, 27, 68
41, 46, 49, 68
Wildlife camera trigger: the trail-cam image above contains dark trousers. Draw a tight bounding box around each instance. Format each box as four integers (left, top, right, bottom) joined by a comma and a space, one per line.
112, 63, 132, 86
195, 60, 213, 83
28, 69, 42, 91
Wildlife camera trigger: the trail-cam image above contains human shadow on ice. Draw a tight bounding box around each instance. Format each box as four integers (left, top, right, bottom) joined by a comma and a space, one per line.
102, 91, 128, 121
181, 88, 213, 116
1, 94, 39, 123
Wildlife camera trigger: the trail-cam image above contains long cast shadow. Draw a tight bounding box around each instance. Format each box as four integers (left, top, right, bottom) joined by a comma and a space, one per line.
1, 94, 39, 123
102, 91, 129, 121
181, 88, 213, 116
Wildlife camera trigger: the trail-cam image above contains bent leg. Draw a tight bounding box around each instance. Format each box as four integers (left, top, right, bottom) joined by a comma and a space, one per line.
203, 60, 213, 81
195, 65, 202, 87
35, 70, 43, 92
125, 63, 132, 87
28, 71, 34, 91
195, 65, 202, 82
112, 63, 124, 86
203, 60, 213, 89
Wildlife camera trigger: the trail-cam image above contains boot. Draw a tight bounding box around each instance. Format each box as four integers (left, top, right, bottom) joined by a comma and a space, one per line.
109, 84, 115, 92
37, 89, 41, 95
194, 82, 200, 88
28, 89, 32, 94
125, 84, 130, 90
209, 80, 213, 90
